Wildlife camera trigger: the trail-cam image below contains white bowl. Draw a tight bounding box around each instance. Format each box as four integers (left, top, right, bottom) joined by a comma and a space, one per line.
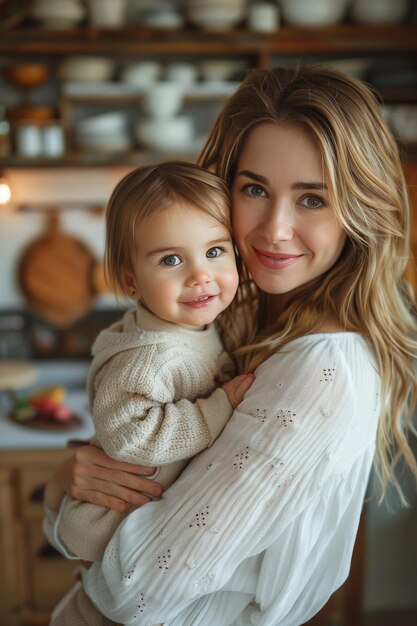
135, 116, 194, 152
280, 0, 349, 26
31, 0, 85, 18
166, 63, 199, 85
87, 0, 128, 27
186, 0, 248, 6
76, 112, 128, 136
143, 9, 184, 29
199, 59, 246, 82
142, 82, 185, 119
121, 61, 162, 87
188, 8, 245, 30
351, 0, 409, 24
76, 134, 132, 153
187, 0, 246, 6
59, 56, 115, 82
31, 0, 85, 27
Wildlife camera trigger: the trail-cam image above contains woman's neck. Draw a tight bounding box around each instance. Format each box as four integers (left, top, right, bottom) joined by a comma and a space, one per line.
259, 292, 345, 335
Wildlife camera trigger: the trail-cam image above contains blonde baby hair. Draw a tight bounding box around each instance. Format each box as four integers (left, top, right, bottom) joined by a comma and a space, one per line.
104, 160, 232, 298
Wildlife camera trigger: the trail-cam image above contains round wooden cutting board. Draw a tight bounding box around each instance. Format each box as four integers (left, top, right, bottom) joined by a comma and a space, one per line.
18, 211, 96, 327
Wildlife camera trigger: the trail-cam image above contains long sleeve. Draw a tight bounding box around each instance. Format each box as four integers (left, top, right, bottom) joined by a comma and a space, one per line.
52, 318, 234, 563
93, 348, 232, 465
84, 333, 381, 626
90, 306, 235, 466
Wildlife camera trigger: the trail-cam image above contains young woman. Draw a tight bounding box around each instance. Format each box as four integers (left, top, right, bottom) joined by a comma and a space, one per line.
44, 65, 417, 626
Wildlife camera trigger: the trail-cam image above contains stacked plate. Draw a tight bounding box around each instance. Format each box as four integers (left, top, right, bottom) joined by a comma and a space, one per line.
30, 0, 85, 28
74, 112, 132, 154
58, 57, 115, 83
186, 0, 247, 31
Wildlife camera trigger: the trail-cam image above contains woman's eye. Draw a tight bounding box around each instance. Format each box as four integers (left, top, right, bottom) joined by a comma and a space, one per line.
243, 184, 267, 198
206, 246, 225, 258
161, 254, 181, 267
300, 195, 324, 209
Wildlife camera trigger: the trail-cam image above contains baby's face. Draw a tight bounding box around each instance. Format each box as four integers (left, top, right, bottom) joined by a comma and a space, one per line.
128, 203, 239, 329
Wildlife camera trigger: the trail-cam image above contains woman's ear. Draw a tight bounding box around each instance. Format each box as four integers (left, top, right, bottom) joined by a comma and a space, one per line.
122, 270, 139, 299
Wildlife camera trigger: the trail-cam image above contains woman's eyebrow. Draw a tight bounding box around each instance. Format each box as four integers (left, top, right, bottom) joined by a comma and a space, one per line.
291, 182, 328, 190
236, 169, 268, 184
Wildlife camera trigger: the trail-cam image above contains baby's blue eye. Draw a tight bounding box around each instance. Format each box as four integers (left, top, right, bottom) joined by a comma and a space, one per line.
206, 247, 224, 258
161, 255, 181, 267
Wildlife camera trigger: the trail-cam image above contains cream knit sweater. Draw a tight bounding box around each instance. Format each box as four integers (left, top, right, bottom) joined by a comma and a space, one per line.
57, 305, 234, 562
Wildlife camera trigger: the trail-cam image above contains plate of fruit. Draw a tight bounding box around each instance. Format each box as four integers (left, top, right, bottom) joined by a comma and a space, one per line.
10, 386, 82, 431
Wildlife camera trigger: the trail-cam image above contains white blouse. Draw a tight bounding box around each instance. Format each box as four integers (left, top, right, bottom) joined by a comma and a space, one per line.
81, 333, 380, 626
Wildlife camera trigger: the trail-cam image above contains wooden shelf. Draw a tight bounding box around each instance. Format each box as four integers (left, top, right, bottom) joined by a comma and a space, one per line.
0, 151, 198, 168
0, 24, 416, 57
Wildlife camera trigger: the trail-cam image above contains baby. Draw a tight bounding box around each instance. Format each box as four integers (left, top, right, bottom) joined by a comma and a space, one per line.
48, 161, 253, 625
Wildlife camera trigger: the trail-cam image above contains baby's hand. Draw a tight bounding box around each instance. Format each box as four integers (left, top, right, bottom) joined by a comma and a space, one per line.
222, 374, 255, 409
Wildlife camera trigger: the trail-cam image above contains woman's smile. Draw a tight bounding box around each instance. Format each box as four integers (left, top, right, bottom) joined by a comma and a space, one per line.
253, 247, 305, 269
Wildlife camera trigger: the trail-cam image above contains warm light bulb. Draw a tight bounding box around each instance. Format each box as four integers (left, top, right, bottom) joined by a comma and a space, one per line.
0, 177, 12, 204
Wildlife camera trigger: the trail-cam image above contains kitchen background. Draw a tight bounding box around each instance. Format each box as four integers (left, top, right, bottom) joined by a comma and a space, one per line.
0, 1, 417, 625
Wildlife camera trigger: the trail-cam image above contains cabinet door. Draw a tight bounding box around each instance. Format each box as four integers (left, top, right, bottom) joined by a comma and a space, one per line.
19, 465, 57, 521
0, 467, 20, 625
28, 525, 79, 611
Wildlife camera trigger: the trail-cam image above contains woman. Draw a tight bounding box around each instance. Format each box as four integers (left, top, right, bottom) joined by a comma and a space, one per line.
45, 65, 417, 625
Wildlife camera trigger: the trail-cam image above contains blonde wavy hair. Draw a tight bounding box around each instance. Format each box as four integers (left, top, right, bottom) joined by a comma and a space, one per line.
199, 64, 417, 502
104, 160, 232, 298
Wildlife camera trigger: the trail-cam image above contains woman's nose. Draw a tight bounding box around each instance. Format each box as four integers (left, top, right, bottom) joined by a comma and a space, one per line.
265, 204, 294, 242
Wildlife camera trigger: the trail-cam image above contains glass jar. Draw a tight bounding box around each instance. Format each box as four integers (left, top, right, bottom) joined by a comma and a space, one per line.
0, 104, 11, 157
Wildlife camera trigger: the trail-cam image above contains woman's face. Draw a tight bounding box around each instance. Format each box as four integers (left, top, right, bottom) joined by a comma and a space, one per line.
231, 123, 346, 302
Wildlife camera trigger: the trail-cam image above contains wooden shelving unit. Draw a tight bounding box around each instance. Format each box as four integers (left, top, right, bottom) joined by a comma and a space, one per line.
0, 23, 416, 168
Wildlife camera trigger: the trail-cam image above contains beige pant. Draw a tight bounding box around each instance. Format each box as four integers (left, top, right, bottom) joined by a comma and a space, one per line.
50, 581, 119, 626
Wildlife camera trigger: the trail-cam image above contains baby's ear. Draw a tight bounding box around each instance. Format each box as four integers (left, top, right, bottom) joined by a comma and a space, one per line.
122, 269, 139, 299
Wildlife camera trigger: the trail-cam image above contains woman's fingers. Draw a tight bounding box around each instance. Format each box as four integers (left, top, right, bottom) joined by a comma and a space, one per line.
74, 445, 156, 475
71, 468, 162, 501
45, 445, 164, 512
222, 373, 255, 408
70, 477, 153, 511
72, 449, 163, 495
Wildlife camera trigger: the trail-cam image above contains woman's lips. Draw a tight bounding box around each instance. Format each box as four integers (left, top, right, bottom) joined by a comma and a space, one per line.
253, 248, 304, 269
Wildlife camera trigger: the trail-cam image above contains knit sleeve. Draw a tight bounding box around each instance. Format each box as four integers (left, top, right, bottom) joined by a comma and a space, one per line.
93, 349, 233, 465
84, 335, 380, 625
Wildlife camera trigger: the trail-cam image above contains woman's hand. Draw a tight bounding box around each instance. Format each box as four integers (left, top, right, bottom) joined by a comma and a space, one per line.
44, 445, 163, 513
222, 373, 255, 409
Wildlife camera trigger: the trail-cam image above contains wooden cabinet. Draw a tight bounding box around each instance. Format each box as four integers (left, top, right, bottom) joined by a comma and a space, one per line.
0, 449, 80, 626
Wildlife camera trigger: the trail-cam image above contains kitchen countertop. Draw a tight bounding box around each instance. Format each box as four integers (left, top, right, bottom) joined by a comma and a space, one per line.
0, 360, 95, 450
